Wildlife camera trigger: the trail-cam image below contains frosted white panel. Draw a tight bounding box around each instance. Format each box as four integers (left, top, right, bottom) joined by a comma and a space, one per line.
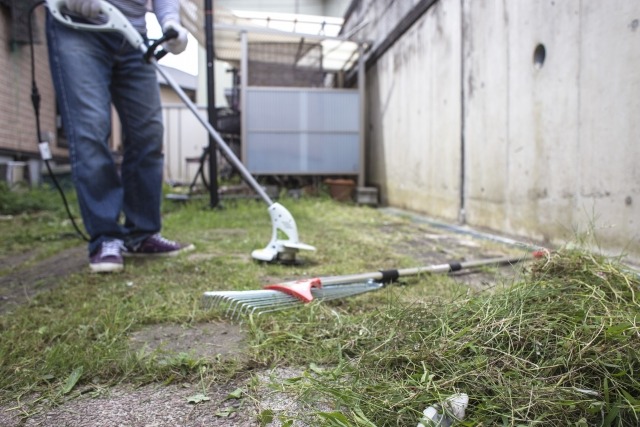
245, 88, 360, 174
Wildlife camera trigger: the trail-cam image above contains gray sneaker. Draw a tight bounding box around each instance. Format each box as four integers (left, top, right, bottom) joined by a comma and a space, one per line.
89, 240, 124, 273
124, 234, 194, 257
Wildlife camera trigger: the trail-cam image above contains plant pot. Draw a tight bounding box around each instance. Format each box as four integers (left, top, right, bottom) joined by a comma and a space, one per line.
325, 179, 355, 202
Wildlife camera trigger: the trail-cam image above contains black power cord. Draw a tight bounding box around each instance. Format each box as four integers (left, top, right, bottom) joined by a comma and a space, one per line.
28, 1, 90, 242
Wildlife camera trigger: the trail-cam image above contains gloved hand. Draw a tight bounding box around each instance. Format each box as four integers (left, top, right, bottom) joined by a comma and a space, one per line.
162, 20, 189, 55
66, 0, 102, 19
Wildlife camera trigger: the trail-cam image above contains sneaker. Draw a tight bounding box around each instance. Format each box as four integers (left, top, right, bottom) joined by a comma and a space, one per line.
125, 233, 194, 257
90, 240, 124, 273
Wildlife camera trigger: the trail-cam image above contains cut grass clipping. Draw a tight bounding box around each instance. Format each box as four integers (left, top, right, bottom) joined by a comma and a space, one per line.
276, 251, 640, 426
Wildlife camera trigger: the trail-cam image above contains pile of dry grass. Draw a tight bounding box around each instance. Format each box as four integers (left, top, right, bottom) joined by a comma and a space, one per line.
297, 251, 640, 425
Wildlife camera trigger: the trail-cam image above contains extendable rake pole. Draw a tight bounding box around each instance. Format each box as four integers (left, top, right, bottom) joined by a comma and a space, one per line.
204, 250, 547, 319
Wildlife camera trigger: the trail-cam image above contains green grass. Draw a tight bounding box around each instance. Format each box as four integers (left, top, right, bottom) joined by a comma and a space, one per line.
1, 184, 639, 426
274, 252, 640, 426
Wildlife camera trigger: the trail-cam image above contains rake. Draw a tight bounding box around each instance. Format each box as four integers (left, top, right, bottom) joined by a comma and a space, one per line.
203, 250, 547, 319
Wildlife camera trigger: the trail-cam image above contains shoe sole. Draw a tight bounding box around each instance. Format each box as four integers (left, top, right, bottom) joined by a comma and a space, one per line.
90, 262, 124, 273
122, 244, 195, 258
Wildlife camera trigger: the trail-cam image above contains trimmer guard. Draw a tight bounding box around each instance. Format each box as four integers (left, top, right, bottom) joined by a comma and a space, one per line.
251, 203, 316, 262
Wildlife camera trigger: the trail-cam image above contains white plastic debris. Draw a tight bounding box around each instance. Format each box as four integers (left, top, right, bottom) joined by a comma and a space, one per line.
417, 405, 450, 427
416, 393, 469, 427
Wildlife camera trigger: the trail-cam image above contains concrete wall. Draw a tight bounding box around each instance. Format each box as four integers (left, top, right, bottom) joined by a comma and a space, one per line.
344, 0, 640, 261
351, 0, 463, 220
464, 0, 640, 257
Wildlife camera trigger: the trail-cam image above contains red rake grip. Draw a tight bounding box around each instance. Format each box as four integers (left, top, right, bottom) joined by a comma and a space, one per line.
264, 278, 323, 303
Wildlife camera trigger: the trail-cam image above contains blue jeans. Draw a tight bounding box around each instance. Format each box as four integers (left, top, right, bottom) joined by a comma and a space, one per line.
46, 14, 164, 255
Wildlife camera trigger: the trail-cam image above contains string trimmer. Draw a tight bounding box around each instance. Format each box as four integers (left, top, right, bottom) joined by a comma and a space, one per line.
204, 250, 548, 319
46, 0, 315, 263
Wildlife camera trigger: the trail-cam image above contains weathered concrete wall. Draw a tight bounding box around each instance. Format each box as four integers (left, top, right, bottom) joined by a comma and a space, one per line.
463, 0, 583, 242
463, 0, 640, 257
364, 0, 462, 219
344, 0, 640, 260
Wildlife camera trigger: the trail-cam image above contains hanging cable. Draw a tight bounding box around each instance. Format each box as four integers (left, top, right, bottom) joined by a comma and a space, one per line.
28, 1, 90, 242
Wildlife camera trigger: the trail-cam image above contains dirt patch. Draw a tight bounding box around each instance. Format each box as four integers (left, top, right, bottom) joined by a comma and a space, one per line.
0, 245, 86, 314
0, 366, 328, 427
6, 381, 260, 427
129, 322, 248, 361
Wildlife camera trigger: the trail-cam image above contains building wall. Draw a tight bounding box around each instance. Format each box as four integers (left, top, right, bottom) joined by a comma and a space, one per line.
0, 6, 61, 161
344, 0, 640, 261
365, 0, 462, 219
465, 0, 640, 257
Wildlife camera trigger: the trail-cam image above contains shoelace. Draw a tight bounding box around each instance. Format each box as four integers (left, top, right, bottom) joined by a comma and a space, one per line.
151, 234, 177, 246
101, 240, 124, 257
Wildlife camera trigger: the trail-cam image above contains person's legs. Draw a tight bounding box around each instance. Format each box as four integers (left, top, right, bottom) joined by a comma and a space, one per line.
111, 43, 194, 256
110, 44, 165, 249
46, 14, 126, 257
48, 14, 192, 263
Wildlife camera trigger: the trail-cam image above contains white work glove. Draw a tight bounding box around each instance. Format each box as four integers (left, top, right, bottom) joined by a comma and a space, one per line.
162, 20, 188, 55
66, 0, 102, 19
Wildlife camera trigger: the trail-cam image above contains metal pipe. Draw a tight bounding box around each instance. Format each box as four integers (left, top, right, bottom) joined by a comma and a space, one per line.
204, 0, 220, 207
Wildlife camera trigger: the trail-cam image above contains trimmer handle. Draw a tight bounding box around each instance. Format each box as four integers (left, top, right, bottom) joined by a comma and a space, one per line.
46, 0, 145, 52
143, 28, 179, 63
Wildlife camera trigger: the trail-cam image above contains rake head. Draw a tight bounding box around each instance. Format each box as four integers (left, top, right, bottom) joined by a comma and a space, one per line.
203, 280, 383, 320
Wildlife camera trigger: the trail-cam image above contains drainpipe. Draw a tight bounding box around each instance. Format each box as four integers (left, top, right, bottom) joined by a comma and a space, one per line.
458, 0, 466, 224
358, 42, 366, 188
205, 0, 219, 207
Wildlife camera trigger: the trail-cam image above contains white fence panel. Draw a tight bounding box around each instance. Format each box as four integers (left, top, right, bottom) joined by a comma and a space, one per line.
162, 104, 209, 185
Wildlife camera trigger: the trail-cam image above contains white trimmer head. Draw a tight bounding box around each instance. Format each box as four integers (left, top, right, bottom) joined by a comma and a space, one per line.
251, 202, 316, 263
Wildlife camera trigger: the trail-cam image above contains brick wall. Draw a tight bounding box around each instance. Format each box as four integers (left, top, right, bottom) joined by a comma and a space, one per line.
0, 5, 64, 161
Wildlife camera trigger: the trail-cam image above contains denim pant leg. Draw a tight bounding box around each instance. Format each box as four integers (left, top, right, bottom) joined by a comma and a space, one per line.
46, 15, 126, 255
111, 40, 165, 248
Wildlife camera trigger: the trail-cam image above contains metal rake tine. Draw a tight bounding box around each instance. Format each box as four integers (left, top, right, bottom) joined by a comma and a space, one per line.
237, 294, 295, 312
228, 290, 294, 318
238, 293, 301, 317
239, 282, 369, 316
227, 291, 268, 318
202, 290, 256, 316
202, 291, 241, 308
206, 291, 253, 312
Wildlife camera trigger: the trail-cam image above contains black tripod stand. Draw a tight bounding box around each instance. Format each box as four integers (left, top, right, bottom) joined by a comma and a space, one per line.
187, 136, 240, 193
